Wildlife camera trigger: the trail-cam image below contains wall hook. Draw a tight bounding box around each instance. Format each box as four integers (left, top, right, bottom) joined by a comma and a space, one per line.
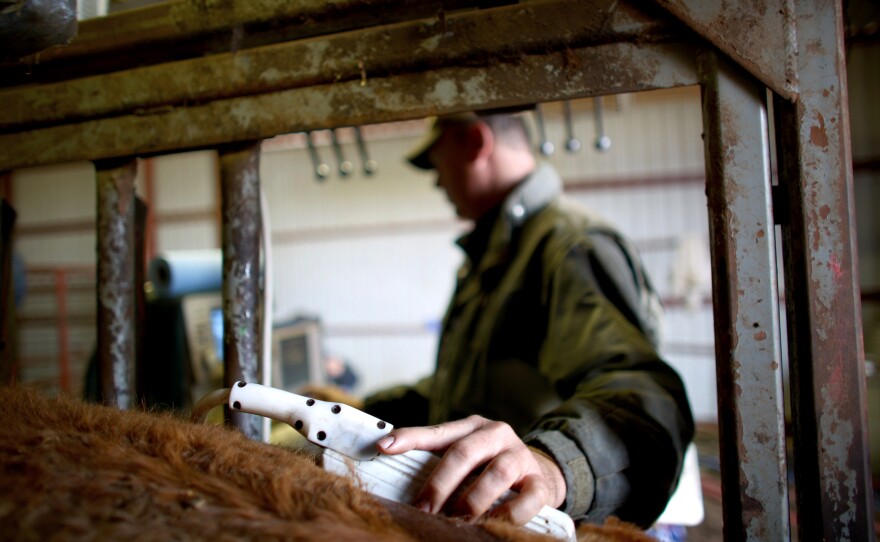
593, 97, 611, 152
563, 101, 581, 153
354, 126, 378, 176
306, 131, 330, 181
534, 104, 554, 156
330, 129, 354, 178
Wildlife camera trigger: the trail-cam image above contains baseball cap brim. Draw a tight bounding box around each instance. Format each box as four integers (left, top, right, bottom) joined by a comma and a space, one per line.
406, 113, 478, 170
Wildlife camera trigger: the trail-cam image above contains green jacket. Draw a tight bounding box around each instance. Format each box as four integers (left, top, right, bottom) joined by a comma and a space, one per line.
364, 164, 694, 528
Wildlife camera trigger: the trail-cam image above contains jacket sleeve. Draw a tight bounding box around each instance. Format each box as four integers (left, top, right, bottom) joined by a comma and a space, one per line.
523, 240, 695, 528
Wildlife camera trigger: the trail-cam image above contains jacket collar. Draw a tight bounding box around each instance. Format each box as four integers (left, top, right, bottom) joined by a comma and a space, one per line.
457, 163, 562, 271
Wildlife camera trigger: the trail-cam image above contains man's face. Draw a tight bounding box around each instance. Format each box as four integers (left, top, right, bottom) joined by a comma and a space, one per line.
428, 126, 482, 220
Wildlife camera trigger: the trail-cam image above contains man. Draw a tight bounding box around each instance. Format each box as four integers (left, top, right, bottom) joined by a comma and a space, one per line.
324, 111, 694, 529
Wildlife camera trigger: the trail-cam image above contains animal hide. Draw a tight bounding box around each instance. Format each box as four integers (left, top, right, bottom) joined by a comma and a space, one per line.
0, 385, 652, 542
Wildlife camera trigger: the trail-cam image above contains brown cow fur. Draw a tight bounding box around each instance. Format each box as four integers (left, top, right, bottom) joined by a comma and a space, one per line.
0, 385, 651, 542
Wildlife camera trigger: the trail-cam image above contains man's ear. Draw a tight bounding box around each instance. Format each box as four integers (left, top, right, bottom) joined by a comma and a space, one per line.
464, 121, 494, 163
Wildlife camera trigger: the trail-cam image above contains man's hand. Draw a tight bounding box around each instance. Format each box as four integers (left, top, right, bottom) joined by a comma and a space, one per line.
375, 415, 566, 525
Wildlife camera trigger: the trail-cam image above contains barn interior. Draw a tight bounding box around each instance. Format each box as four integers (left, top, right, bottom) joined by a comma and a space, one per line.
0, 1, 878, 540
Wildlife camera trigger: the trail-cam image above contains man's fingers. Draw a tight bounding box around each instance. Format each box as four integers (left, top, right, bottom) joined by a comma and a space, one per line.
377, 415, 491, 455
449, 449, 522, 518
488, 473, 547, 526
414, 426, 502, 514
375, 416, 558, 526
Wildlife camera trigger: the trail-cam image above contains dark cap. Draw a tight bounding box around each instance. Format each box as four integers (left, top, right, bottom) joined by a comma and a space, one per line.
405, 112, 479, 170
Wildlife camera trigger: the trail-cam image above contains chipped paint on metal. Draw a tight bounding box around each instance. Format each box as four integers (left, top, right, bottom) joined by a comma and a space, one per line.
299, 40, 331, 74
227, 101, 259, 133
257, 67, 285, 85
424, 79, 459, 108
219, 142, 262, 440
0, 0, 678, 133
819, 383, 857, 540
810, 112, 829, 148
772, 1, 872, 539
461, 73, 490, 108
96, 159, 137, 410
30, 0, 450, 68
227, 259, 257, 374
419, 34, 443, 52
655, 0, 797, 100
0, 39, 699, 171
698, 50, 789, 541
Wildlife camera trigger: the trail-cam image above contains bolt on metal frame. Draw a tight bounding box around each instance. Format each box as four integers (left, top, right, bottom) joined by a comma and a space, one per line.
0, 0, 871, 539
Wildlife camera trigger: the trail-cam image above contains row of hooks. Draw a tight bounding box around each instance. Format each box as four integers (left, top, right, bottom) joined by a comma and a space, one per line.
533, 99, 612, 156
303, 99, 611, 181
305, 126, 378, 181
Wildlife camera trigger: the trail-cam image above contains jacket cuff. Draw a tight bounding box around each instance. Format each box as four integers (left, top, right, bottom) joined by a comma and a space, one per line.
525, 430, 595, 518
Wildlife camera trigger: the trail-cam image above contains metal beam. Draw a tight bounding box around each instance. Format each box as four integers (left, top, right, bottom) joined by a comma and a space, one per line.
652, 0, 797, 101
0, 40, 698, 171
0, 0, 675, 131
219, 141, 263, 440
95, 157, 138, 409
773, 2, 874, 540
699, 49, 789, 541
0, 0, 480, 86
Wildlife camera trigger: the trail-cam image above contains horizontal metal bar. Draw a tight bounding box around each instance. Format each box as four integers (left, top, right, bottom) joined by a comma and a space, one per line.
0, 40, 698, 171
1, 0, 677, 131
0, 0, 479, 86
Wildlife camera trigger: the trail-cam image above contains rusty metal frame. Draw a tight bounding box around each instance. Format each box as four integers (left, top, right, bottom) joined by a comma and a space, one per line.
0, 1, 680, 132
772, 2, 874, 539
95, 158, 137, 409
219, 141, 263, 441
699, 49, 790, 541
0, 1, 697, 170
0, 0, 483, 87
654, 0, 798, 102
1, 0, 872, 539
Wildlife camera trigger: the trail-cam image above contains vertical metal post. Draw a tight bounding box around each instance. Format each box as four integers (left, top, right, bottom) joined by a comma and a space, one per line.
773, 2, 874, 539
218, 141, 263, 440
698, 50, 789, 541
95, 158, 138, 409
